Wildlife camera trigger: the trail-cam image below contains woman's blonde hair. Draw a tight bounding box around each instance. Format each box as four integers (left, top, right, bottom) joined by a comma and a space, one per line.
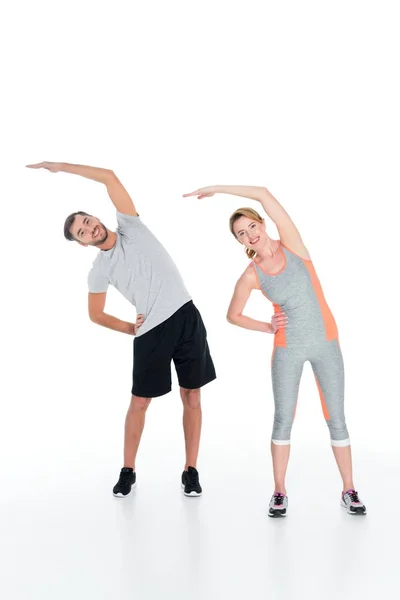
229, 207, 264, 259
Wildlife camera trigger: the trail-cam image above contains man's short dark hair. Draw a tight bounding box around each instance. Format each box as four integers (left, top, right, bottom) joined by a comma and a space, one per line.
64, 211, 90, 241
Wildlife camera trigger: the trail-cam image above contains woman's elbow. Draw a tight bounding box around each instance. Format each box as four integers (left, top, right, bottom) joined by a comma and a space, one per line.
227, 312, 239, 325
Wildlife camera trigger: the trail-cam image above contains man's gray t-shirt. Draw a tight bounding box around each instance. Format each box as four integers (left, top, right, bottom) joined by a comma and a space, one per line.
87, 212, 192, 336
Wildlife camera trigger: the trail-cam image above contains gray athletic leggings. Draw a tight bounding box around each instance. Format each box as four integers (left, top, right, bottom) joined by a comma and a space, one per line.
271, 340, 350, 446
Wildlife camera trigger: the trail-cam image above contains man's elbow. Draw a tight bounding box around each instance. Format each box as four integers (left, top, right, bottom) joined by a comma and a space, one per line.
89, 311, 104, 324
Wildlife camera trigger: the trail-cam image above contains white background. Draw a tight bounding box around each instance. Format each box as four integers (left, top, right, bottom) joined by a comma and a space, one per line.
1, 1, 399, 599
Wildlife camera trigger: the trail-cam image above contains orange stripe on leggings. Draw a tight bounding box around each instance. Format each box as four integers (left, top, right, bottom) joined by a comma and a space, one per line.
315, 375, 331, 420
303, 262, 338, 342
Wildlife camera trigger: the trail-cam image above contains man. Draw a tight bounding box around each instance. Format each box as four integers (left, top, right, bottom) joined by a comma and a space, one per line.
27, 161, 216, 498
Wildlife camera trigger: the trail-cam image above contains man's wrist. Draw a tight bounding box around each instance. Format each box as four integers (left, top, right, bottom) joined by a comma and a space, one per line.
124, 322, 136, 335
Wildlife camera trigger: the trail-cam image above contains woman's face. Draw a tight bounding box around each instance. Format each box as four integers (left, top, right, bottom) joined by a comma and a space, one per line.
233, 216, 266, 251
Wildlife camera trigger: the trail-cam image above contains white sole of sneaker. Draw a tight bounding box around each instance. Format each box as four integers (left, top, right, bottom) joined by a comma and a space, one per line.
340, 501, 366, 515
181, 483, 202, 497
268, 510, 287, 518
113, 482, 137, 498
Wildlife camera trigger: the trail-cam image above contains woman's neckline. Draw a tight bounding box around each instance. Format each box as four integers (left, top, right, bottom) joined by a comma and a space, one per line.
253, 241, 287, 276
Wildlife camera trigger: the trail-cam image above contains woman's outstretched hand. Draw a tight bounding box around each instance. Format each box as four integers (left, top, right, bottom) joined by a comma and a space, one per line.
26, 161, 62, 173
183, 186, 216, 199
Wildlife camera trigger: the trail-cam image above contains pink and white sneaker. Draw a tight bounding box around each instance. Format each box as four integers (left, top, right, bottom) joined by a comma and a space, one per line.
341, 489, 367, 515
268, 492, 288, 517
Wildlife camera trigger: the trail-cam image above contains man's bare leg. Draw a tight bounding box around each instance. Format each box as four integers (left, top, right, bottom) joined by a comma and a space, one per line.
124, 395, 152, 469
180, 388, 202, 469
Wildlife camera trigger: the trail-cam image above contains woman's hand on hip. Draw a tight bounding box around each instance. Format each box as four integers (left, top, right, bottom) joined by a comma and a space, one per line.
271, 312, 288, 334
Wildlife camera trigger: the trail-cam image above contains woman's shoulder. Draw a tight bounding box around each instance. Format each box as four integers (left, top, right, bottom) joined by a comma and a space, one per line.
236, 262, 259, 288
279, 239, 311, 262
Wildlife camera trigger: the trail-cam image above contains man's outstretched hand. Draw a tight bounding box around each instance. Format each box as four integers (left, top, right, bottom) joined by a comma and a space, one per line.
26, 161, 62, 173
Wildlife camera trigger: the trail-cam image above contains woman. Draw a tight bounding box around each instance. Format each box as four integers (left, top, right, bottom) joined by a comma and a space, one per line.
184, 184, 366, 517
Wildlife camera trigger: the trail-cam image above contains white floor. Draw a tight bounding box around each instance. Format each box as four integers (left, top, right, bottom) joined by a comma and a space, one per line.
3, 2, 400, 597
2, 433, 399, 600
2, 340, 398, 599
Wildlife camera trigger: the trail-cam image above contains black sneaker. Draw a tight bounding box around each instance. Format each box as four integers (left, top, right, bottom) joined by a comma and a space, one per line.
113, 467, 136, 497
181, 466, 202, 497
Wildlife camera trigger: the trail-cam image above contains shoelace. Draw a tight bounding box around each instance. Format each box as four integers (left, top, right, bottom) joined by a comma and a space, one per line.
347, 490, 360, 503
273, 493, 285, 506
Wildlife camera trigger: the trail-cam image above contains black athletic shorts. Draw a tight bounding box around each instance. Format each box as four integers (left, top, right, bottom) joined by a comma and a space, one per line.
132, 301, 216, 398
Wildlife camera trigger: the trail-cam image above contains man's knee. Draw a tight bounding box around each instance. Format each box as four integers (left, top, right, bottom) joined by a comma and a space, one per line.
181, 387, 201, 410
130, 395, 152, 412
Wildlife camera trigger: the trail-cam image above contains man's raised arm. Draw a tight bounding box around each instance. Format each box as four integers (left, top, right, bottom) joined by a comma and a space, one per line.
27, 161, 138, 216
